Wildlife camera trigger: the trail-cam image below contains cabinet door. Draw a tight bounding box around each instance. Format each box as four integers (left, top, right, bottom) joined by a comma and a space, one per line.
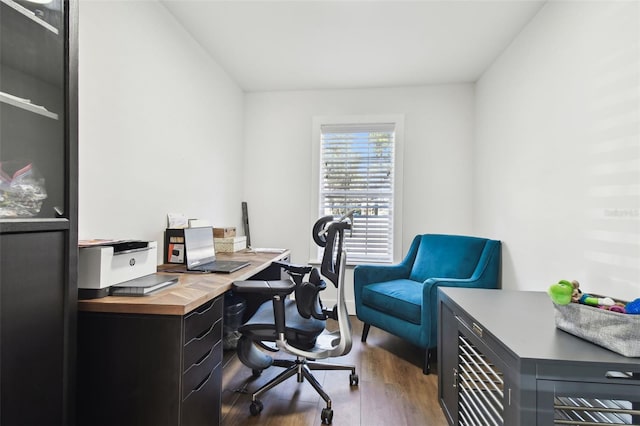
438, 300, 459, 425
456, 318, 508, 426
76, 312, 183, 426
0, 230, 65, 425
537, 378, 640, 425
1, 0, 66, 219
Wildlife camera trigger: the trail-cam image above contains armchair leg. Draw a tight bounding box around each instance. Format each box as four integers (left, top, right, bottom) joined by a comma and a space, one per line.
361, 323, 371, 342
423, 347, 435, 375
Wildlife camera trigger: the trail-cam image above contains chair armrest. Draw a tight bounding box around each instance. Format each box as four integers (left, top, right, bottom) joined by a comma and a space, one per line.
232, 279, 295, 297
272, 260, 313, 276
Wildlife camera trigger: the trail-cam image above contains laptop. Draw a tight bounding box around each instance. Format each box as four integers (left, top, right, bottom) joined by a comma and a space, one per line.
109, 274, 180, 296
183, 227, 250, 273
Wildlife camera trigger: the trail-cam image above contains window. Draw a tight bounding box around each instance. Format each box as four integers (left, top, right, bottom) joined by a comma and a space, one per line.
312, 116, 403, 264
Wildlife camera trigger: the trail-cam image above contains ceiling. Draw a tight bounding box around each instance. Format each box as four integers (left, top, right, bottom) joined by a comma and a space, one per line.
162, 0, 546, 92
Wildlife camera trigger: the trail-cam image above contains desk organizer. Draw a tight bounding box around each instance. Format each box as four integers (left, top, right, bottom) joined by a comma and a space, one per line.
553, 300, 640, 357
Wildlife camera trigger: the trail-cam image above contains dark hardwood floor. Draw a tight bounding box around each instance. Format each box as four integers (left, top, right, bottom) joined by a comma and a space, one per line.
221, 317, 448, 426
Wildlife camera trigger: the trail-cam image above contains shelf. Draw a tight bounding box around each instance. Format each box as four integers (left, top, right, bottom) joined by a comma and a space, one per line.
0, 218, 70, 233
0, 0, 58, 34
0, 91, 58, 119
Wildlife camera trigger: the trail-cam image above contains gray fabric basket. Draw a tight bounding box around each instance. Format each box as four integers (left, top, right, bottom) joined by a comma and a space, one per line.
553, 301, 640, 357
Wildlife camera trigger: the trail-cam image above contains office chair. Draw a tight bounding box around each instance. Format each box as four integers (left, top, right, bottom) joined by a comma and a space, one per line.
232, 214, 358, 425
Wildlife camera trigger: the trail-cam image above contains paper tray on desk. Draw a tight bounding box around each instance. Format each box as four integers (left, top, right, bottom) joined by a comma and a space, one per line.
553, 301, 640, 357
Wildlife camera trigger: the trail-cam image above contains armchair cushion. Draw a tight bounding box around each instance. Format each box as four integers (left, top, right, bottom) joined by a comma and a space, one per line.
409, 235, 488, 282
361, 279, 423, 325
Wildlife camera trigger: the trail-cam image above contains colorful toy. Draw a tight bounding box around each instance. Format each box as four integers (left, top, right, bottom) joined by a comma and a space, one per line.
548, 280, 573, 305
570, 280, 582, 303
579, 293, 615, 307
609, 305, 626, 314
625, 298, 640, 315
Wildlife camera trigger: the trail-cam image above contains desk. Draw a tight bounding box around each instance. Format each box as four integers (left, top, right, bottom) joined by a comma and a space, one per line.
77, 249, 289, 426
438, 288, 640, 426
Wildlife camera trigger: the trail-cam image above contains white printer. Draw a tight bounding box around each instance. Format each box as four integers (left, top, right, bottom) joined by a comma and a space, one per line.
78, 240, 158, 298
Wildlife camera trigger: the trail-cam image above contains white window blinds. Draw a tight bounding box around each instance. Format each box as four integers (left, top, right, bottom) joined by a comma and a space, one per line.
319, 123, 395, 263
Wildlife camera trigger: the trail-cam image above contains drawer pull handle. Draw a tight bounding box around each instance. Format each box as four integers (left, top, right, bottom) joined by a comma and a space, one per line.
194, 322, 216, 341
184, 371, 213, 399
196, 300, 215, 314
194, 348, 213, 366
606, 371, 640, 380
187, 299, 216, 320
194, 371, 212, 392
452, 368, 458, 389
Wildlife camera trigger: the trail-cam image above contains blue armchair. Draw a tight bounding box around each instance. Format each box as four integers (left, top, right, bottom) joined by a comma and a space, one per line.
353, 234, 501, 374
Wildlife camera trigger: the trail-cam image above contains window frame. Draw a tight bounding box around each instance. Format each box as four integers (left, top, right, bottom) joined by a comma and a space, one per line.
310, 114, 404, 265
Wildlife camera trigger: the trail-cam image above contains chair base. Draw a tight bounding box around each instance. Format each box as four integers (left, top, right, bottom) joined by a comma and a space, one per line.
247, 356, 358, 423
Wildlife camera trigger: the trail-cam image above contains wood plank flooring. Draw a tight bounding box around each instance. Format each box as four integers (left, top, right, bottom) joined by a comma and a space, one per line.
221, 317, 448, 426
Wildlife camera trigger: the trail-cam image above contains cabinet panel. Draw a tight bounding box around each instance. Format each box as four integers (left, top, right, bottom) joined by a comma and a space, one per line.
0, 230, 65, 425
0, 0, 77, 425
76, 312, 183, 426
537, 379, 640, 425
456, 318, 506, 426
1, 0, 66, 219
438, 300, 459, 425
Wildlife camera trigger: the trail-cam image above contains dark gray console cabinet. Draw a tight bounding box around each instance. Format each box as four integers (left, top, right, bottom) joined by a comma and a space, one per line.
438, 288, 640, 425
1, 0, 77, 424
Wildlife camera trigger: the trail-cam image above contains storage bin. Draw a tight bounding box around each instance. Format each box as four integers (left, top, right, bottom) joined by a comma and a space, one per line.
213, 227, 236, 238
553, 300, 640, 357
214, 236, 246, 252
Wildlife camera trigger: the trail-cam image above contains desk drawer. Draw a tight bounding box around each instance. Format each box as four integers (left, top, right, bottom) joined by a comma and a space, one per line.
184, 318, 222, 372
183, 340, 222, 400
185, 297, 222, 344
181, 364, 222, 426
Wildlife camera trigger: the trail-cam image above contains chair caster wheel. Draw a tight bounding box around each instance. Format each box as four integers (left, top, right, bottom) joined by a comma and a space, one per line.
251, 369, 262, 378
350, 373, 359, 386
249, 400, 263, 416
321, 407, 333, 424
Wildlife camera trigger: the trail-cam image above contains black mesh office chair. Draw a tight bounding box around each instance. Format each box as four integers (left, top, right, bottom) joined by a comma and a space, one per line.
232, 213, 358, 425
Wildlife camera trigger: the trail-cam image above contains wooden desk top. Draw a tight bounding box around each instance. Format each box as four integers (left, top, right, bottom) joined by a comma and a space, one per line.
77, 249, 290, 316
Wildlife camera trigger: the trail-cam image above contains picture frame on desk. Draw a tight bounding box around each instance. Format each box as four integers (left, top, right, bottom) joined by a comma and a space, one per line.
165, 228, 186, 264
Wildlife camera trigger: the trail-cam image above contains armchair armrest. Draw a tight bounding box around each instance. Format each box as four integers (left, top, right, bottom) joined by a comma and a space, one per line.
420, 273, 500, 348
232, 279, 296, 297
354, 263, 410, 286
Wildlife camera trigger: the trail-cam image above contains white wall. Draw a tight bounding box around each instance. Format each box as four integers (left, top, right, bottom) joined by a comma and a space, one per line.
475, 1, 640, 299
79, 0, 245, 263
243, 86, 475, 307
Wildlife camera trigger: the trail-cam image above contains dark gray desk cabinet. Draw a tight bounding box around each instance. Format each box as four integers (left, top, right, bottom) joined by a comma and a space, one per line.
77, 297, 224, 426
438, 288, 640, 426
0, 0, 78, 424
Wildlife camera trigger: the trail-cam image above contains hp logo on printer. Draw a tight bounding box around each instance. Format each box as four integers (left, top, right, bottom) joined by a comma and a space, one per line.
129, 258, 136, 266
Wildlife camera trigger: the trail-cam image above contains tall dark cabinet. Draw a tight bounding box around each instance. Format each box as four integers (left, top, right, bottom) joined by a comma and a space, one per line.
0, 0, 77, 424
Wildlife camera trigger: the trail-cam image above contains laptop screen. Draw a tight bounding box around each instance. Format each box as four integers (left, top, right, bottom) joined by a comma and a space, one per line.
183, 227, 216, 268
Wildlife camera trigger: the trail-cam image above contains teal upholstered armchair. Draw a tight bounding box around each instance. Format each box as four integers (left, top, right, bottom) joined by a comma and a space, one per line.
353, 234, 501, 374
